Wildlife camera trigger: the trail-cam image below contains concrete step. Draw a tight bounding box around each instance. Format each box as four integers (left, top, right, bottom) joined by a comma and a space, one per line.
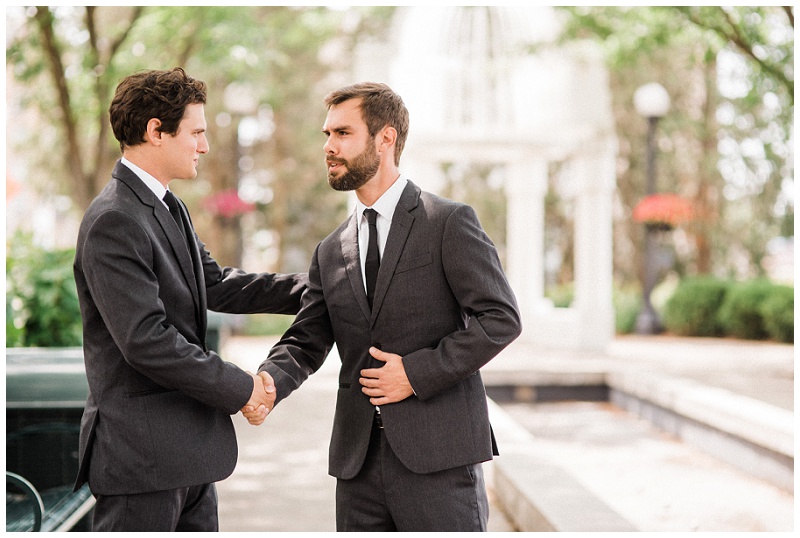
484, 365, 794, 493
489, 399, 794, 532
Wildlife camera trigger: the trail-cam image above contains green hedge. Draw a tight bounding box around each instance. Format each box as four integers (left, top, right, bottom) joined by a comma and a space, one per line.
662, 277, 729, 337
660, 277, 793, 343
760, 284, 794, 343
717, 279, 775, 340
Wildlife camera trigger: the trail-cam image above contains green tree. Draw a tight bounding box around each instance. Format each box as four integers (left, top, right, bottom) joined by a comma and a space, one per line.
557, 6, 793, 283
7, 6, 144, 211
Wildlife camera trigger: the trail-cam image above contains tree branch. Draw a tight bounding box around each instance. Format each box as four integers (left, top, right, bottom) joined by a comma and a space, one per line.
34, 6, 91, 209
88, 6, 146, 195
676, 7, 793, 97
717, 7, 793, 96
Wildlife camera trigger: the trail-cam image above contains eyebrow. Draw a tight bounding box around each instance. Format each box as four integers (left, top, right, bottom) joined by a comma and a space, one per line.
323, 124, 351, 134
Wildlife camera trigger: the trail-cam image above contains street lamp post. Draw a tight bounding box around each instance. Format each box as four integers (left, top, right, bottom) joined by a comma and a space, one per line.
633, 82, 670, 335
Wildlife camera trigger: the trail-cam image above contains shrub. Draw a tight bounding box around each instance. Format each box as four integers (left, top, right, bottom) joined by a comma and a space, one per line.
6, 232, 83, 347
717, 279, 774, 340
662, 277, 730, 337
614, 286, 641, 334
760, 285, 793, 343
545, 282, 574, 308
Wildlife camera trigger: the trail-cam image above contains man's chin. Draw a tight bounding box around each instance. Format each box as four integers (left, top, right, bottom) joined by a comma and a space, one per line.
328, 171, 352, 192
328, 178, 351, 192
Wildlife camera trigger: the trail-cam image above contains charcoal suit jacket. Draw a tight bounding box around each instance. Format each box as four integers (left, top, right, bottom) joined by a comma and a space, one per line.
73, 160, 307, 495
259, 180, 521, 479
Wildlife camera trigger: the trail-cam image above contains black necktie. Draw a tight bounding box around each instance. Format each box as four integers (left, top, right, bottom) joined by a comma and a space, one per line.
163, 191, 206, 344
163, 190, 190, 249
364, 208, 380, 310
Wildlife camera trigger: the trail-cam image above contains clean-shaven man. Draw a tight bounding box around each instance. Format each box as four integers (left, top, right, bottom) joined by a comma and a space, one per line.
73, 67, 306, 531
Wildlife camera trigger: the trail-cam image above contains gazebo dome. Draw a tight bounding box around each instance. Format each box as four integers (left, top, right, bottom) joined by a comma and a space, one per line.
389, 6, 561, 136
381, 5, 613, 156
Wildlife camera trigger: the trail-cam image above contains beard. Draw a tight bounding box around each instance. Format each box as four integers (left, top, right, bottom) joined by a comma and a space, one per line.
327, 139, 380, 192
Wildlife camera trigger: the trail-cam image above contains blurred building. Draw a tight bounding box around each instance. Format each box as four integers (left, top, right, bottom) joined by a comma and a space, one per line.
353, 6, 618, 351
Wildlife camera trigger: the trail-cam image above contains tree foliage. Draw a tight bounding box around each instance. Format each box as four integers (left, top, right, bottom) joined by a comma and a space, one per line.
557, 6, 793, 282
7, 6, 145, 210
6, 232, 83, 347
7, 6, 792, 281
6, 6, 395, 270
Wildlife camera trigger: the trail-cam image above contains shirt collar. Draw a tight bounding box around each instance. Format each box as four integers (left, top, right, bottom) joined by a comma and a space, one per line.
355, 175, 409, 223
121, 157, 168, 204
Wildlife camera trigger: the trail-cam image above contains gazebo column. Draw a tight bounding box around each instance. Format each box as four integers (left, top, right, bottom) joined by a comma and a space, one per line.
571, 141, 616, 348
506, 157, 548, 338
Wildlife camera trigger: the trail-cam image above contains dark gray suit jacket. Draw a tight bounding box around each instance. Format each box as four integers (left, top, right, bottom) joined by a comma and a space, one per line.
260, 180, 521, 479
73, 160, 307, 495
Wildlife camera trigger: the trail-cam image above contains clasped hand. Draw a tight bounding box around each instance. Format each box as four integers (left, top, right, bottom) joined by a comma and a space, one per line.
241, 371, 276, 426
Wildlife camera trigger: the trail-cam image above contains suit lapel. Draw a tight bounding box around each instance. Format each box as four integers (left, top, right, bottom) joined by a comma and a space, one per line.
114, 162, 204, 334
154, 197, 202, 309
339, 213, 372, 322
174, 199, 208, 343
370, 181, 420, 326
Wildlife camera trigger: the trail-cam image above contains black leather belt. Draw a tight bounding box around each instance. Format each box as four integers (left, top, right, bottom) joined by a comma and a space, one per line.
374, 410, 384, 429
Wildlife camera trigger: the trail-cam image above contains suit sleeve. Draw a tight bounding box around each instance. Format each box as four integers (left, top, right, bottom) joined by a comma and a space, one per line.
257, 244, 335, 404
80, 209, 252, 414
197, 233, 308, 316
401, 204, 522, 401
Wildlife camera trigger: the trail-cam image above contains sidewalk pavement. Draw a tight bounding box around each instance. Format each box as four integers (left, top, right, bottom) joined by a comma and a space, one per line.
216, 334, 794, 532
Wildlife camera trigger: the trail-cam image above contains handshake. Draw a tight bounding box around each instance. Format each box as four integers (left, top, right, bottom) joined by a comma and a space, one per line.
240, 371, 275, 426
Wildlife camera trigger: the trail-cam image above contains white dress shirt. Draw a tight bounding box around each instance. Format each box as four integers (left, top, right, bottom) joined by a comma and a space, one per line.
121, 157, 171, 208
355, 176, 408, 293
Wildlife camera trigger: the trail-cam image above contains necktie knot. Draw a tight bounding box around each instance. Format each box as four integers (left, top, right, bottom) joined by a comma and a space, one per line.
163, 190, 182, 222
163, 190, 190, 248
364, 208, 378, 226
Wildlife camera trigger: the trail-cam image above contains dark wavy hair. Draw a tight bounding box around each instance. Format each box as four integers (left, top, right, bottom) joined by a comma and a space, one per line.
324, 82, 409, 166
109, 67, 207, 151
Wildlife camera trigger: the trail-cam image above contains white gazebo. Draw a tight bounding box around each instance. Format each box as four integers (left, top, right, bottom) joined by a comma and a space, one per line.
353, 6, 617, 351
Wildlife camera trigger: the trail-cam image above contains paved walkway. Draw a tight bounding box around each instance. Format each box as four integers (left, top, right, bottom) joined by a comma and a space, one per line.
216, 334, 794, 532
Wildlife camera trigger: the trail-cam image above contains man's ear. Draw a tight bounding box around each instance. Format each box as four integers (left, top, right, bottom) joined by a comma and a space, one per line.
145, 118, 163, 146
377, 125, 397, 155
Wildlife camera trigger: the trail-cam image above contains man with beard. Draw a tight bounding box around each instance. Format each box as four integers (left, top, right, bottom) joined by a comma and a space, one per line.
244, 82, 521, 531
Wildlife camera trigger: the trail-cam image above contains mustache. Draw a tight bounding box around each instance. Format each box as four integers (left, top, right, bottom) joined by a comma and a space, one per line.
326, 157, 346, 165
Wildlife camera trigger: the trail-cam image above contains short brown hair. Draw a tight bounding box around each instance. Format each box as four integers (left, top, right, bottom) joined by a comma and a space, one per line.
109, 67, 207, 151
324, 82, 409, 166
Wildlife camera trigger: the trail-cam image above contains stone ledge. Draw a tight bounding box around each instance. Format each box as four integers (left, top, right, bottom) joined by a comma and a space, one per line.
484, 367, 794, 494
606, 371, 794, 459
487, 400, 637, 532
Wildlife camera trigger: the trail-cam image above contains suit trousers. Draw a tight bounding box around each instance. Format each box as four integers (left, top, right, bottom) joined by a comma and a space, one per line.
92, 482, 218, 531
335, 419, 489, 532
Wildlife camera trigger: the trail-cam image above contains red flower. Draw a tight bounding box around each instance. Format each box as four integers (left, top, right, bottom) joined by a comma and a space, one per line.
202, 189, 256, 219
633, 193, 693, 228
